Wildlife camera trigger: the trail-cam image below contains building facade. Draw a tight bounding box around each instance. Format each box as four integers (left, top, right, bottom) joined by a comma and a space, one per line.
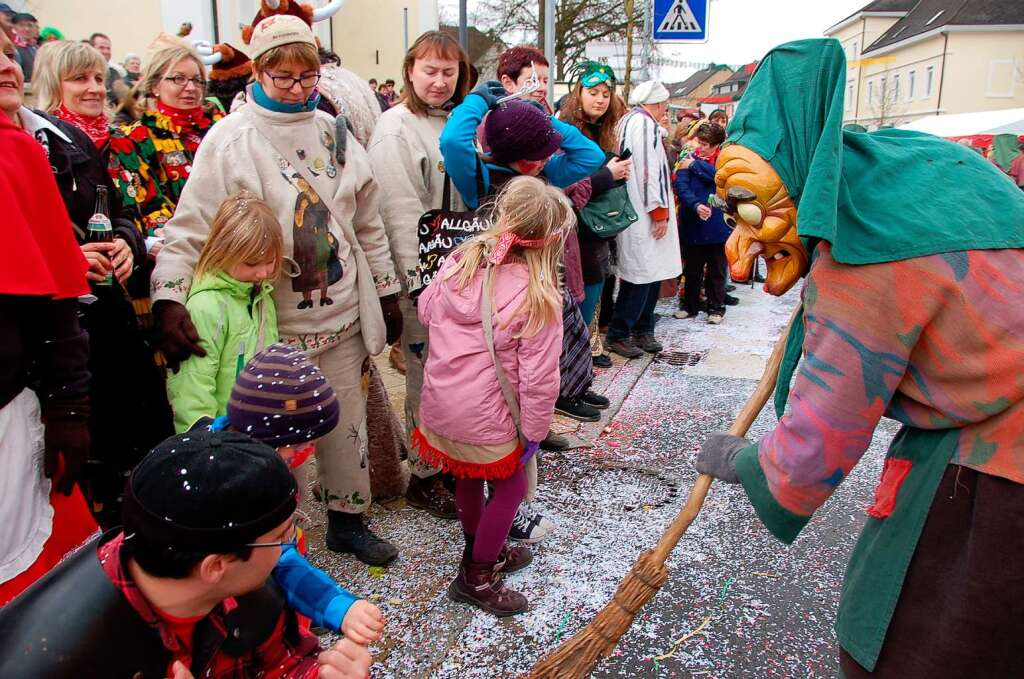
699, 62, 756, 117
825, 0, 1024, 129
666, 64, 733, 112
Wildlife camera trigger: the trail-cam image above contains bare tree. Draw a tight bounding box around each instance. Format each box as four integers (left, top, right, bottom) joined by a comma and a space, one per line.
471, 0, 644, 80
868, 76, 906, 129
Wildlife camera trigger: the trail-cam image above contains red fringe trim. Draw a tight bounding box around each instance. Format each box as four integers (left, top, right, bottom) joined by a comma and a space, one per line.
411, 428, 522, 480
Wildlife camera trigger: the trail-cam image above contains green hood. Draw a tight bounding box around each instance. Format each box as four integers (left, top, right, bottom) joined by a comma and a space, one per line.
725, 38, 1024, 415
189, 271, 275, 302
726, 38, 1024, 266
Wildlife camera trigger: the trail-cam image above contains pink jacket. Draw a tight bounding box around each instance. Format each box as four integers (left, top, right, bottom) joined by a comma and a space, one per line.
417, 258, 563, 445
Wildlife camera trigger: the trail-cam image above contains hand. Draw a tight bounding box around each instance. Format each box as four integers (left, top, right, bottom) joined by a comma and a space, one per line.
651, 219, 669, 240
469, 80, 509, 109
168, 660, 194, 679
111, 237, 134, 284
696, 204, 712, 221
341, 599, 385, 644
521, 440, 540, 465
318, 637, 373, 679
154, 300, 206, 371
41, 399, 91, 496
379, 293, 403, 346
606, 157, 632, 181
679, 156, 694, 170
694, 433, 749, 483
80, 242, 114, 283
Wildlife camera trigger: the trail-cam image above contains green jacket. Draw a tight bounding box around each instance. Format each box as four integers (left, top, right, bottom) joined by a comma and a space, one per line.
167, 272, 279, 432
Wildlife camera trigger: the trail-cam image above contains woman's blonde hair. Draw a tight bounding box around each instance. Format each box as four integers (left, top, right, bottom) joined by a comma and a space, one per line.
195, 190, 284, 280
445, 176, 574, 338
33, 41, 107, 113
137, 44, 205, 99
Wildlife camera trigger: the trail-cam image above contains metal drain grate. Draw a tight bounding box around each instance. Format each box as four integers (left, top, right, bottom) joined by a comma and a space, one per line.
577, 464, 681, 512
656, 351, 704, 367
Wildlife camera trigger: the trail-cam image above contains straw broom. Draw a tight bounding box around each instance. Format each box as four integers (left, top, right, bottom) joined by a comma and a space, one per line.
529, 307, 798, 679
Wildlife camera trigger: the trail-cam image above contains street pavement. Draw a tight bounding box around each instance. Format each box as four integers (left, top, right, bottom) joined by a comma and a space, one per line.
303, 281, 897, 678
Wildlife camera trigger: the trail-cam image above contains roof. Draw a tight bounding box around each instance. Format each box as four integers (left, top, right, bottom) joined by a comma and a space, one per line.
825, 0, 915, 35
864, 0, 1024, 53
666, 64, 732, 98
720, 62, 756, 84
438, 25, 506, 64
699, 94, 735, 104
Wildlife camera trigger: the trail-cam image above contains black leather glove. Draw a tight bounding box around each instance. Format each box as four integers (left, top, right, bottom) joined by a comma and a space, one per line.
154, 299, 206, 372
694, 433, 749, 483
469, 80, 509, 109
379, 294, 403, 346
41, 399, 91, 496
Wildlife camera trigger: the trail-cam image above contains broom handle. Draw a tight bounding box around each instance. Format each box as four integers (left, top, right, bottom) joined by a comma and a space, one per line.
651, 305, 798, 564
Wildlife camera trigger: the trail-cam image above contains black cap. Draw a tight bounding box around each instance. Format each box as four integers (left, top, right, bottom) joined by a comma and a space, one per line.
122, 430, 297, 553
13, 12, 36, 23
0, 5, 15, 16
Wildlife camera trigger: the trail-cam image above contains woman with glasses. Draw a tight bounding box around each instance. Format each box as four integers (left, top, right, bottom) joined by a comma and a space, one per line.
108, 44, 223, 264
151, 16, 403, 567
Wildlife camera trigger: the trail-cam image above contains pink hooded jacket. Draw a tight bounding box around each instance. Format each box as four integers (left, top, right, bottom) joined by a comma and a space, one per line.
417, 258, 563, 446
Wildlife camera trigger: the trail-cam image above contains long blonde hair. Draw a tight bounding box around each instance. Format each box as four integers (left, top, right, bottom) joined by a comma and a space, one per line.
33, 41, 108, 113
445, 177, 574, 337
195, 191, 284, 280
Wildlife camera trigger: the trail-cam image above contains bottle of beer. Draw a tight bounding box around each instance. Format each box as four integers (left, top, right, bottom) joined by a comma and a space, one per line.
86, 185, 114, 287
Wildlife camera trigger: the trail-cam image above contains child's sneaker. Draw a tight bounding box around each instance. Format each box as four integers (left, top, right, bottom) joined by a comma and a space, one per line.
509, 502, 555, 543
707, 314, 724, 325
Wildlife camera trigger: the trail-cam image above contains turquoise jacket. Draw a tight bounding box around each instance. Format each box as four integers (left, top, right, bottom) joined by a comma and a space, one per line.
167, 272, 278, 432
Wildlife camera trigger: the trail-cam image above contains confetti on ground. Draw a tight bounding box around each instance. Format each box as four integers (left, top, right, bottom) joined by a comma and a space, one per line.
296, 286, 898, 678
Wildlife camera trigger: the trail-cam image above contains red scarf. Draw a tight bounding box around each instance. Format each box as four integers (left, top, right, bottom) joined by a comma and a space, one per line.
54, 104, 110, 149
156, 101, 207, 152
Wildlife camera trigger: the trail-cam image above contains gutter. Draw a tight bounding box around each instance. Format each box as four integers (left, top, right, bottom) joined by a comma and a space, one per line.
863, 23, 1024, 58
936, 32, 948, 115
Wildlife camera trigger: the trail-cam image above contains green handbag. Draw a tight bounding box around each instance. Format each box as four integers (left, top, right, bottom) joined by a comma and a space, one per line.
578, 183, 639, 238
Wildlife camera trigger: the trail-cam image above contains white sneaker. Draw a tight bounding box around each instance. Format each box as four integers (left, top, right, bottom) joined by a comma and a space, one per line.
707, 314, 724, 325
509, 502, 556, 543
672, 309, 694, 319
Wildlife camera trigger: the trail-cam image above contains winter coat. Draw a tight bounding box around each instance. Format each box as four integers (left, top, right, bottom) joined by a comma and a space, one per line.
152, 94, 400, 353
674, 155, 730, 246
19, 107, 173, 471
615, 107, 682, 284
316, 63, 382, 150
439, 94, 605, 209
367, 102, 463, 292
166, 272, 279, 432
417, 257, 562, 446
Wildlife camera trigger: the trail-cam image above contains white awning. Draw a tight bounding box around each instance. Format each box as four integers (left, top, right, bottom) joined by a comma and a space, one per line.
898, 108, 1024, 137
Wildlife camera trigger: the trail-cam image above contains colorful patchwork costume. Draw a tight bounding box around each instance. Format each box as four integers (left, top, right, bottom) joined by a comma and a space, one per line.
697, 39, 1024, 677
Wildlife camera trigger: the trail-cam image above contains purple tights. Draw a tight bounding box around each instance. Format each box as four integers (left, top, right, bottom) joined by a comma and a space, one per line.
455, 465, 528, 562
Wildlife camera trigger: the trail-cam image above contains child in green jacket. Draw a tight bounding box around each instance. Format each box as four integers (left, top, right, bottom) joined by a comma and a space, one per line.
167, 191, 282, 432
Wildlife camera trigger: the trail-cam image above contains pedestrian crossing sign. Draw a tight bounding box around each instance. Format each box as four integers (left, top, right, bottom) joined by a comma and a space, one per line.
653, 0, 708, 43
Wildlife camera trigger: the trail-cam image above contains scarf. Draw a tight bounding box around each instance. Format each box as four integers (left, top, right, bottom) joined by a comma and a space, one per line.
53, 104, 109, 149
156, 101, 207, 137
251, 82, 322, 114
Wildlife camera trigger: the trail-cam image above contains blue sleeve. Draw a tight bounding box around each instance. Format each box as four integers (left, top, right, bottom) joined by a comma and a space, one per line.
688, 158, 716, 182
439, 94, 490, 209
542, 118, 606, 189
273, 544, 357, 631
674, 169, 701, 215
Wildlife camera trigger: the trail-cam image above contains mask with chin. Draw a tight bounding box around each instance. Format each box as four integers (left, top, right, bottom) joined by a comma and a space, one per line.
713, 144, 809, 296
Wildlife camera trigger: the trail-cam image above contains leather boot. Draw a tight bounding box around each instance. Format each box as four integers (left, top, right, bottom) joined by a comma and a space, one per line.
405, 473, 457, 519
462, 534, 533, 574
448, 559, 528, 617
325, 510, 399, 566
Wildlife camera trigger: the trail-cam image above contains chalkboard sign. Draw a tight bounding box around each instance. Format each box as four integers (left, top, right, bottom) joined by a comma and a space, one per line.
412, 207, 491, 295
411, 174, 491, 296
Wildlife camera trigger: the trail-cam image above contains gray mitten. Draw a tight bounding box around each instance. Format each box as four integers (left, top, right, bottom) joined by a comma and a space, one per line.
694, 433, 749, 483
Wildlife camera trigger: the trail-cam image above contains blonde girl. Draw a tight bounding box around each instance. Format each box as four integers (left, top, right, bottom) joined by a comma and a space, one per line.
413, 177, 572, 616
166, 190, 283, 433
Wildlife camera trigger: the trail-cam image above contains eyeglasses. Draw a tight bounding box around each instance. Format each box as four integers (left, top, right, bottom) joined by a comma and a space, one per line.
245, 522, 299, 549
163, 75, 206, 89
266, 73, 321, 90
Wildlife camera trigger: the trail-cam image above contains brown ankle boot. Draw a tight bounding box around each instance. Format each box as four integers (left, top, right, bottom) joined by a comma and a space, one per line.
462, 535, 533, 574
448, 559, 528, 617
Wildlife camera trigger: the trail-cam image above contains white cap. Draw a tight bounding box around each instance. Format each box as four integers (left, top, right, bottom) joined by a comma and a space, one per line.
248, 14, 316, 61
629, 80, 670, 106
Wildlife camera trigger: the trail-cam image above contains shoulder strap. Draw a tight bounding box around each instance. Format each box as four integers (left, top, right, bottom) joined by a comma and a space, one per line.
480, 264, 525, 444
245, 108, 365, 259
